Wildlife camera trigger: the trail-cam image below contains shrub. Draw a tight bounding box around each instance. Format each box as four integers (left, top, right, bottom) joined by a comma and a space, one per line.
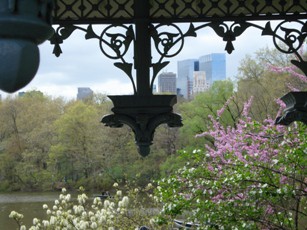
9, 185, 171, 230
155, 101, 307, 229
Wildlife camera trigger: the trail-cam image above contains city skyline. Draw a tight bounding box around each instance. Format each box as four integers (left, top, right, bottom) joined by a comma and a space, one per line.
177, 59, 198, 99
0, 22, 277, 99
176, 53, 226, 99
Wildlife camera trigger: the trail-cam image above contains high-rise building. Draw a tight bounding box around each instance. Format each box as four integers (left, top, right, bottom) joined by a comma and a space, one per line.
77, 87, 93, 100
177, 54, 226, 99
158, 72, 176, 94
199, 53, 226, 86
177, 59, 199, 99
18, 92, 25, 97
193, 71, 209, 95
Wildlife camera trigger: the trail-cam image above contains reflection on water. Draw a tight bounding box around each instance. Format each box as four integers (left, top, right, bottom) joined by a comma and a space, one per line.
0, 192, 59, 229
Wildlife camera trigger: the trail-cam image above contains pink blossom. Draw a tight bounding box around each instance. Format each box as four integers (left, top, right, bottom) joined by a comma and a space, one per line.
217, 95, 235, 117
207, 164, 214, 171
212, 193, 224, 203
286, 83, 300, 92
235, 193, 245, 200
269, 65, 307, 83
242, 96, 254, 117
265, 205, 274, 215
280, 176, 288, 184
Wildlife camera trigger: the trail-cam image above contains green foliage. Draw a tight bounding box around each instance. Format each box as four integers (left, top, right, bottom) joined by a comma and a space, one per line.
0, 91, 175, 191
181, 80, 234, 123
236, 47, 307, 121
0, 92, 64, 191
159, 150, 192, 178
178, 80, 239, 148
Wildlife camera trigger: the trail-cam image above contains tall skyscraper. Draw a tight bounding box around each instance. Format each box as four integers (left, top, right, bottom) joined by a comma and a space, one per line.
199, 53, 226, 86
158, 72, 176, 94
193, 71, 209, 95
77, 87, 93, 100
177, 59, 199, 99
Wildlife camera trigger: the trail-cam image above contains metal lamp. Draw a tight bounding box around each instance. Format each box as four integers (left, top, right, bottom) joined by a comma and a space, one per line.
275, 92, 307, 125
0, 0, 54, 93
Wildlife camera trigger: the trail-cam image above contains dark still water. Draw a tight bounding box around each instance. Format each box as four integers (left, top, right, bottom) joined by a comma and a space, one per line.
0, 192, 59, 229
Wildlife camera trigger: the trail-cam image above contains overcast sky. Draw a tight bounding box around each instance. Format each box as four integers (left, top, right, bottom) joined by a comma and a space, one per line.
2, 21, 277, 100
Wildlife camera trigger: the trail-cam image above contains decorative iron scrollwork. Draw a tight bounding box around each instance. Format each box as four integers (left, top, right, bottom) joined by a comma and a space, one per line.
50, 14, 306, 156
261, 20, 307, 76
150, 23, 197, 90
50, 24, 136, 93
206, 21, 250, 54
51, 19, 307, 95
53, 0, 307, 23
149, 20, 307, 78
101, 95, 182, 157
102, 112, 182, 157
53, 0, 134, 23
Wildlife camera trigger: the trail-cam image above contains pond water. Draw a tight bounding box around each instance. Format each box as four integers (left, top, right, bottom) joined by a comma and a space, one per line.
0, 192, 60, 229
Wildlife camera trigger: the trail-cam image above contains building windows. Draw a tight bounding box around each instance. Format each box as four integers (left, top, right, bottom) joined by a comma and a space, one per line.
158, 72, 177, 94
177, 53, 226, 99
77, 87, 93, 100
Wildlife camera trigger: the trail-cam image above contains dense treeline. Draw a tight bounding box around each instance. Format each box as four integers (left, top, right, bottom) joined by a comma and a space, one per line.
0, 91, 181, 192
0, 47, 305, 192
0, 92, 160, 191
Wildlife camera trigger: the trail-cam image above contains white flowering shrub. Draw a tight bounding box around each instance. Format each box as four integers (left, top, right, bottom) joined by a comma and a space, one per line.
9, 184, 170, 230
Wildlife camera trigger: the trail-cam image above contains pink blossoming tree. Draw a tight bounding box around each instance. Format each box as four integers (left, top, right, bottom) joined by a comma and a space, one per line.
155, 61, 307, 229
156, 102, 306, 229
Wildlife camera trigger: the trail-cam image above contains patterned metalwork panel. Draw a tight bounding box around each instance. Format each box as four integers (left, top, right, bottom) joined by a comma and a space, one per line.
53, 0, 307, 24
53, 0, 134, 23
150, 0, 307, 21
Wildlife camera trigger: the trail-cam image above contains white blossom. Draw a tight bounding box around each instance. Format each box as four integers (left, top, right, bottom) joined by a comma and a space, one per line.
65, 194, 71, 202
116, 190, 122, 197
33, 218, 39, 225
42, 220, 49, 227
50, 216, 56, 225
113, 183, 118, 188
9, 211, 17, 218
122, 196, 129, 207
91, 222, 98, 229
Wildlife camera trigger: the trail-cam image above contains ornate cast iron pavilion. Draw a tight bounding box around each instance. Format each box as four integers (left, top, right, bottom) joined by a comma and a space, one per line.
0, 0, 306, 156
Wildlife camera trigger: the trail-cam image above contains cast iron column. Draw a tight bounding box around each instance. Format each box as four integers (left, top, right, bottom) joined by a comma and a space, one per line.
134, 0, 152, 96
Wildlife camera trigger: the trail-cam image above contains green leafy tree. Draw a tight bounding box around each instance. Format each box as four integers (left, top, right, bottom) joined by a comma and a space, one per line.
0, 92, 64, 191
236, 47, 307, 121
178, 80, 239, 148
49, 100, 107, 188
